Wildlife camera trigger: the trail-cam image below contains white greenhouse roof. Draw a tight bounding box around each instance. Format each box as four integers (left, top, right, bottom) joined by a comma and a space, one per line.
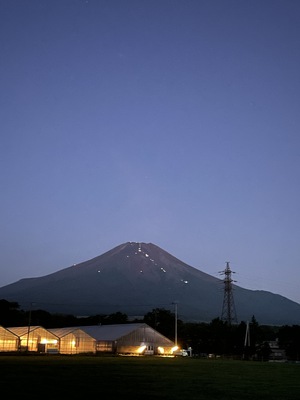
75, 323, 152, 341
7, 326, 46, 336
48, 327, 94, 338
0, 325, 18, 339
4, 323, 174, 344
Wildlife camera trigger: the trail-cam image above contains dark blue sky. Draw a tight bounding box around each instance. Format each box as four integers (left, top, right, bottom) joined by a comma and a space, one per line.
1, 0, 300, 304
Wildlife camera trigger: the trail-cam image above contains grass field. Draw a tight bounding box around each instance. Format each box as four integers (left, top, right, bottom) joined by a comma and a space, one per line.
1, 355, 299, 399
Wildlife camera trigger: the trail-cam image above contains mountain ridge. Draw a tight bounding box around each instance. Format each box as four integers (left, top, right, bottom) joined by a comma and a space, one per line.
0, 241, 299, 325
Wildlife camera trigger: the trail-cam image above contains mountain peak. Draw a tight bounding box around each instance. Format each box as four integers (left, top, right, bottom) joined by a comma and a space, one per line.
0, 242, 300, 325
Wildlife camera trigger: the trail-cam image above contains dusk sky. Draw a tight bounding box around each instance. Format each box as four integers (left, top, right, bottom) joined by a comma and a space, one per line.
1, 0, 300, 305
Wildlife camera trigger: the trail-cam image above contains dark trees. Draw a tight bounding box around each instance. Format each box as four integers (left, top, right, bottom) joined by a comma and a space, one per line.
278, 325, 300, 361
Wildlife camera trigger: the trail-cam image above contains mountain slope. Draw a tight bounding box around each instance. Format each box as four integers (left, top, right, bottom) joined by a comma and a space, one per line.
0, 241, 299, 325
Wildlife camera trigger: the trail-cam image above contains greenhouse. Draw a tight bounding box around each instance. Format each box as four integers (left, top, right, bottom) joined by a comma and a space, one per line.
7, 326, 59, 353
1, 323, 177, 356
79, 323, 176, 355
49, 327, 96, 354
0, 325, 19, 352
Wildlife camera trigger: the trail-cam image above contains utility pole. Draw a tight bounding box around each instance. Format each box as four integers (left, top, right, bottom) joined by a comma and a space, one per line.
26, 303, 32, 351
172, 301, 178, 347
219, 262, 238, 324
243, 320, 251, 360
244, 321, 250, 347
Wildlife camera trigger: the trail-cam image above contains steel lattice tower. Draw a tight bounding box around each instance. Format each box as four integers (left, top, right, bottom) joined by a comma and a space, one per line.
220, 262, 238, 324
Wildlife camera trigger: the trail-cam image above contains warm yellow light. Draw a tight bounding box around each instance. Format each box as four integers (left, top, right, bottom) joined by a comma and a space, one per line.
137, 345, 146, 353
157, 347, 164, 354
171, 346, 178, 353
71, 340, 76, 346
40, 338, 58, 344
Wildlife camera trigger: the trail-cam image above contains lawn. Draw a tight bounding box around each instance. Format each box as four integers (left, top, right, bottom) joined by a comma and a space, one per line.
1, 355, 299, 399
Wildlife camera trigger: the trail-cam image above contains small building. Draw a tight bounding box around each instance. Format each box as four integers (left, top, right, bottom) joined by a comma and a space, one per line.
78, 323, 176, 355
48, 327, 96, 354
0, 325, 19, 352
7, 326, 59, 353
268, 340, 287, 362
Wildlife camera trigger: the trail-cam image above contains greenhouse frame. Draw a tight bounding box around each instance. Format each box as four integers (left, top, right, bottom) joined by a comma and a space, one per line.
0, 325, 19, 352
7, 325, 59, 353
1, 323, 177, 356
79, 323, 176, 355
48, 327, 96, 354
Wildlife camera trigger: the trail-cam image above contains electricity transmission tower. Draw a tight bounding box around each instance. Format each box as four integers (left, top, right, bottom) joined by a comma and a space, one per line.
220, 262, 238, 324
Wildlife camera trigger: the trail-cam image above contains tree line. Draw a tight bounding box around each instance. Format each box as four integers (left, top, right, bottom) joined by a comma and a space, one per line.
1, 299, 300, 360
